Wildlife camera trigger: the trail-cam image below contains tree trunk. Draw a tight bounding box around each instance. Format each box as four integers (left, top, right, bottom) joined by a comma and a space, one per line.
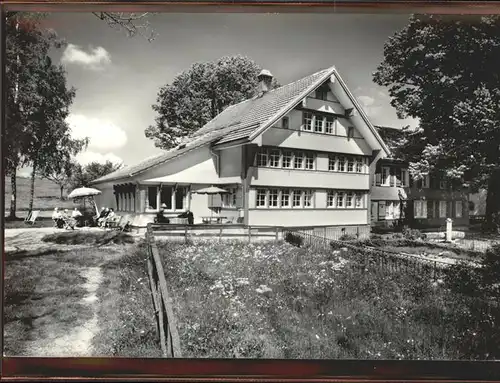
60, 185, 64, 200
28, 161, 37, 213
9, 171, 17, 219
485, 168, 500, 231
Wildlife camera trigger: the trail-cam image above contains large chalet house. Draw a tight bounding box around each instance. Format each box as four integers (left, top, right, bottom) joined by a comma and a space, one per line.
91, 65, 392, 230
371, 127, 470, 230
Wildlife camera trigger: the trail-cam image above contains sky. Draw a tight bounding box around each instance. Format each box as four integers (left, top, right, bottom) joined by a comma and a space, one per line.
19, 11, 418, 176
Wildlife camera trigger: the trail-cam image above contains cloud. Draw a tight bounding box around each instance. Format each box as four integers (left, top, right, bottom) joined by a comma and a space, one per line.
67, 114, 127, 151
61, 44, 111, 69
357, 95, 375, 107
354, 86, 419, 130
75, 151, 123, 167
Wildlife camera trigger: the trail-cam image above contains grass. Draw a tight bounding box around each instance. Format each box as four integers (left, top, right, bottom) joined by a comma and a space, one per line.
4, 233, 159, 357
3, 216, 56, 229
4, 248, 100, 355
155, 239, 500, 359
4, 176, 74, 213
358, 237, 485, 260
42, 231, 135, 246
92, 241, 162, 357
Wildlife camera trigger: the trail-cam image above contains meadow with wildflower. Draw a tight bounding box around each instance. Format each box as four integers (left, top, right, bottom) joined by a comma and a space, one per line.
156, 239, 500, 359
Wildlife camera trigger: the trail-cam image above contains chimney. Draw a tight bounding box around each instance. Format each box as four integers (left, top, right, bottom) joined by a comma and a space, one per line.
258, 69, 273, 95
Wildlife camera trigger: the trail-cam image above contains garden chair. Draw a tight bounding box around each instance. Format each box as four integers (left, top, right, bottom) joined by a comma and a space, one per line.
118, 220, 131, 232
105, 215, 122, 229
25, 210, 40, 225
63, 217, 76, 230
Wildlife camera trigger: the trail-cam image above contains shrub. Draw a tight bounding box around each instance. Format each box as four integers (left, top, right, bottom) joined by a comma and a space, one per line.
42, 231, 134, 246
284, 232, 303, 247
339, 234, 357, 241
402, 227, 426, 241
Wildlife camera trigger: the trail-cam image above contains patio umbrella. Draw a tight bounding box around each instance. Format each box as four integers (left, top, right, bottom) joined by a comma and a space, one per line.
194, 186, 229, 195
193, 186, 229, 218
68, 187, 101, 216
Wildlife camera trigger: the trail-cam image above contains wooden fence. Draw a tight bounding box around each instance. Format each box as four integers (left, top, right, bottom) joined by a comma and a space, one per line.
283, 229, 462, 281
150, 223, 282, 243
145, 224, 182, 358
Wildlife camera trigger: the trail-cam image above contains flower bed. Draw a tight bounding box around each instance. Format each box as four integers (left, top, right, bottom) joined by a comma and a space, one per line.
157, 239, 500, 359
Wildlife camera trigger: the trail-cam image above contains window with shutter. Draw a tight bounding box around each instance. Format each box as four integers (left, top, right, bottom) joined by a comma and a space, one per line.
396, 168, 402, 187
439, 201, 447, 218
427, 200, 434, 218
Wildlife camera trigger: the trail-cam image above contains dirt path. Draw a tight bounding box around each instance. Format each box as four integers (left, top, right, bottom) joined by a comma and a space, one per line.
4, 227, 131, 357
20, 267, 104, 357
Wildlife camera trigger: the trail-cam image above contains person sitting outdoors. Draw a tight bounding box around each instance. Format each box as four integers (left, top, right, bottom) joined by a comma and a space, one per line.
61, 209, 76, 230
156, 203, 170, 224
72, 207, 83, 227
97, 207, 110, 227
52, 207, 64, 228
103, 208, 116, 228
177, 210, 194, 225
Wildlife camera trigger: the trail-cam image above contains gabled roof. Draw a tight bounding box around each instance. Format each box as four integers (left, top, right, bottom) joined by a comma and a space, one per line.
92, 65, 390, 184
90, 128, 230, 184
193, 66, 335, 144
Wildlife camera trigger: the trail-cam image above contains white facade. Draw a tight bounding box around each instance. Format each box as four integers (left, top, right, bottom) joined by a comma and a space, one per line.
92, 67, 390, 228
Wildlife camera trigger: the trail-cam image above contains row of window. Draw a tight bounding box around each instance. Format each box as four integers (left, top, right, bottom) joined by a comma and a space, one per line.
377, 166, 409, 187
147, 186, 186, 211
256, 148, 368, 173
257, 148, 315, 170
328, 155, 368, 173
302, 111, 355, 137
115, 192, 136, 212
326, 190, 365, 208
414, 200, 463, 219
377, 168, 460, 190
255, 188, 367, 209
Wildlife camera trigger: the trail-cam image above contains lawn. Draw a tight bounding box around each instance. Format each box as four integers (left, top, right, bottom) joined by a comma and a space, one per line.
4, 176, 74, 215
156, 239, 500, 359
4, 230, 161, 357
354, 238, 485, 262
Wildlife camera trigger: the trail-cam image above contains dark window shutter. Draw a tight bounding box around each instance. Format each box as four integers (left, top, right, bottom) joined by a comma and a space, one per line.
396, 169, 402, 187
427, 201, 434, 218
375, 173, 382, 186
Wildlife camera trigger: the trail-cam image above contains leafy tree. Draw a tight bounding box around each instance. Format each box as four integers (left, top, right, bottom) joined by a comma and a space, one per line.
5, 12, 64, 218
373, 14, 500, 228
92, 12, 156, 41
146, 55, 280, 149
24, 56, 88, 212
70, 161, 123, 189
39, 160, 78, 200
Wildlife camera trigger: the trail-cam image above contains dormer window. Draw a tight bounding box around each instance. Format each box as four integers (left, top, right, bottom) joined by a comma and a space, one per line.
282, 116, 289, 129
381, 166, 391, 186
347, 127, 354, 139
315, 88, 328, 100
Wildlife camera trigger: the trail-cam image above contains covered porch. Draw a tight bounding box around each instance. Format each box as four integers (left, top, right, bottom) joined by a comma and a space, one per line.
111, 162, 244, 226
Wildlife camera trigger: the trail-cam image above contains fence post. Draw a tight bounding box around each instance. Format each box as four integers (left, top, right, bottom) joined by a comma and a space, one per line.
275, 227, 279, 241
356, 226, 360, 239
248, 226, 252, 243
219, 226, 223, 241
184, 226, 188, 244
